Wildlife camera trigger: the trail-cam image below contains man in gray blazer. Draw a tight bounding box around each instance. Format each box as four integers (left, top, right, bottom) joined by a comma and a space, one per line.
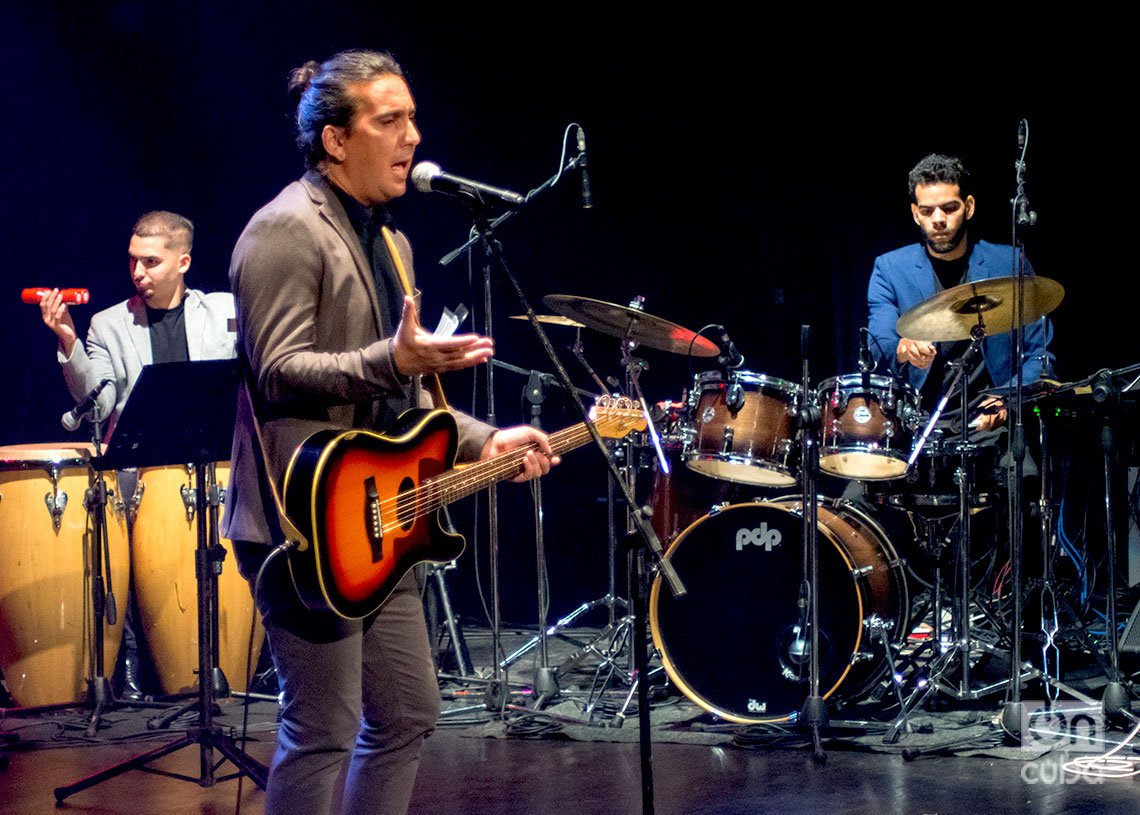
39, 210, 238, 700
225, 50, 556, 815
40, 211, 237, 440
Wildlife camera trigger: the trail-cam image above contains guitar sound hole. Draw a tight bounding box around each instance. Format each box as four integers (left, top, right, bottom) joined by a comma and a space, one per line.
396, 476, 416, 530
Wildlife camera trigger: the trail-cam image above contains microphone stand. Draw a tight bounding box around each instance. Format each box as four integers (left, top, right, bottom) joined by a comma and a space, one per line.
796, 325, 827, 764
82, 407, 118, 736
437, 187, 684, 815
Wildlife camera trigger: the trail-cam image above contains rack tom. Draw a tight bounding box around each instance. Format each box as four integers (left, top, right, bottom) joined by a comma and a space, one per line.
684, 370, 800, 487
818, 373, 919, 481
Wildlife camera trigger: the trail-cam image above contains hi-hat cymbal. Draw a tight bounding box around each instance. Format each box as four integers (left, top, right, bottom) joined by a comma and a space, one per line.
509, 314, 585, 328
543, 294, 720, 357
896, 275, 1064, 342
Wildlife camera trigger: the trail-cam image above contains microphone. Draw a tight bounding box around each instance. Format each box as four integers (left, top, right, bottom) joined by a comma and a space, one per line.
712, 324, 745, 370
577, 126, 593, 209
61, 378, 113, 431
23, 288, 90, 305
857, 327, 876, 373
411, 162, 526, 207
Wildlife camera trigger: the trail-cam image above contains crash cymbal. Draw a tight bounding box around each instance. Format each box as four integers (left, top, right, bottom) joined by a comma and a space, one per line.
543, 294, 719, 357
509, 314, 586, 328
896, 275, 1064, 342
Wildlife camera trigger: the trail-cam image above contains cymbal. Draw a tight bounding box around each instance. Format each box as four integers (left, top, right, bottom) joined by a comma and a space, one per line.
896, 275, 1064, 342
543, 294, 719, 357
509, 314, 585, 328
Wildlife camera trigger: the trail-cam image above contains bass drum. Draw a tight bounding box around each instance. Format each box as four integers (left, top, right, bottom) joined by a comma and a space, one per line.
649, 500, 907, 723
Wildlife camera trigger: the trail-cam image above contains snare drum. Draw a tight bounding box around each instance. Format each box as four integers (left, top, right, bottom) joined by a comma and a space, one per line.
650, 499, 907, 723
0, 444, 129, 706
685, 370, 800, 486
818, 373, 919, 481
131, 463, 264, 695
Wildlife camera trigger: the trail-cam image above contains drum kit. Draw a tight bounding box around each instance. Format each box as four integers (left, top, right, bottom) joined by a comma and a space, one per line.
542, 272, 1066, 726
0, 448, 263, 709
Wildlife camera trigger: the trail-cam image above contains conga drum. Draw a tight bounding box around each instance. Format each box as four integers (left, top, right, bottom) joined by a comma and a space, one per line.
0, 444, 129, 706
131, 462, 264, 695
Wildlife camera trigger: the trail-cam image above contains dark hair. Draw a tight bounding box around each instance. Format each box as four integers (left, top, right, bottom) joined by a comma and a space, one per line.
907, 154, 972, 203
289, 49, 406, 170
132, 211, 194, 252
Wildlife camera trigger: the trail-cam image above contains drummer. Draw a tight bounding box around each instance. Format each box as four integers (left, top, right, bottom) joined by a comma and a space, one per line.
866, 153, 1054, 435
38, 210, 238, 700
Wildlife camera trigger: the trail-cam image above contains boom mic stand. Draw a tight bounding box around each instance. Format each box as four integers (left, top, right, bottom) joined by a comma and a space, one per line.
795, 325, 828, 763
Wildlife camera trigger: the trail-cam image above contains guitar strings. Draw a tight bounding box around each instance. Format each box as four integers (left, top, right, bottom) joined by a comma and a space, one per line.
373, 415, 628, 535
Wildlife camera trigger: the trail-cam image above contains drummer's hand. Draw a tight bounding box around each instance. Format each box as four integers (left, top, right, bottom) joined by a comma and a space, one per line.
39, 288, 78, 356
972, 396, 1007, 432
391, 296, 494, 375
482, 425, 560, 482
896, 337, 937, 369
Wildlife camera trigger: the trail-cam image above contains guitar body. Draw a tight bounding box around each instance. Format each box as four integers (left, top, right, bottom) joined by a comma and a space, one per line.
282, 409, 463, 619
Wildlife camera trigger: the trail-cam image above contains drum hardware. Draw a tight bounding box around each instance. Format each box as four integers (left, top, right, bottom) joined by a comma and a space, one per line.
44, 465, 67, 531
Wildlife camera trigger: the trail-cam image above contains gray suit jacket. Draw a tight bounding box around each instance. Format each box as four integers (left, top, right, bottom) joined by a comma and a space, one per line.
223, 171, 494, 545
58, 288, 237, 439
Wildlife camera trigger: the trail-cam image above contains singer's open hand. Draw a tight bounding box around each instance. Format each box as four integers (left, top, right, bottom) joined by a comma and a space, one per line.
391, 296, 494, 375
896, 337, 937, 369
481, 425, 560, 482
39, 288, 78, 356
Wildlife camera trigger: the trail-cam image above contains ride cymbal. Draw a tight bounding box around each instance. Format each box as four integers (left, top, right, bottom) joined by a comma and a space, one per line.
896, 275, 1064, 342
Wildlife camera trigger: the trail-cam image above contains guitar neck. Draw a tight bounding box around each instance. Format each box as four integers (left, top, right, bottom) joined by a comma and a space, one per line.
424, 419, 604, 507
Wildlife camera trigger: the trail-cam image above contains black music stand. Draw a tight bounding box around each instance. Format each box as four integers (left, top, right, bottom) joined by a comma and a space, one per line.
55, 360, 268, 802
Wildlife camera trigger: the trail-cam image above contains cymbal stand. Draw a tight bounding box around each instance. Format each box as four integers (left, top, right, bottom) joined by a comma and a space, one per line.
495, 352, 632, 689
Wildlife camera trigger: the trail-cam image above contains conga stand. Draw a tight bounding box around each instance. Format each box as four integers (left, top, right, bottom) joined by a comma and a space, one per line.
55, 360, 267, 803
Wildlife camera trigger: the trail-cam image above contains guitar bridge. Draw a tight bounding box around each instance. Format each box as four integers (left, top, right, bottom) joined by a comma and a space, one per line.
364, 476, 383, 562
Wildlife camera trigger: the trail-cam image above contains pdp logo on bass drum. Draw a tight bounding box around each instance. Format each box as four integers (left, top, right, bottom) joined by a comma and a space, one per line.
735, 523, 782, 552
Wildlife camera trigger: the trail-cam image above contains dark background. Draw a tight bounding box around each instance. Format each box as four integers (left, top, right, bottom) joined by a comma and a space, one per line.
1, 7, 1128, 624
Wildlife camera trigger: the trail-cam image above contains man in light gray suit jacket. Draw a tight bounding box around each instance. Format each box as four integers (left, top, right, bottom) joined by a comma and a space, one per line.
39, 210, 237, 700
40, 210, 237, 440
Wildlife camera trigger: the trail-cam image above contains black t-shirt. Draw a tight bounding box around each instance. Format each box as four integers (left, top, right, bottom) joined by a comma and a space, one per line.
146, 302, 189, 364
921, 249, 992, 425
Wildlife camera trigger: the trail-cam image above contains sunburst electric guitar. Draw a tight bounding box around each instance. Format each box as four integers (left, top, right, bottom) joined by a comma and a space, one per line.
281, 396, 644, 619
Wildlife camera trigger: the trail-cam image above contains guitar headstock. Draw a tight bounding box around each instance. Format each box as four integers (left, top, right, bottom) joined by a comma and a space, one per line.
589, 396, 647, 438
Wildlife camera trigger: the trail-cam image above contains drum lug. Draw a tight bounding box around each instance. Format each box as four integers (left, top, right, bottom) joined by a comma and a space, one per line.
851, 564, 874, 577
721, 426, 734, 453
726, 382, 746, 412
180, 484, 196, 523
44, 489, 67, 532
863, 614, 895, 632
883, 421, 895, 439
708, 502, 729, 516
851, 650, 876, 664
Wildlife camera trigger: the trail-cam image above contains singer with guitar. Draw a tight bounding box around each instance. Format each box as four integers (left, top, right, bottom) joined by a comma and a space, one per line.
223, 50, 558, 815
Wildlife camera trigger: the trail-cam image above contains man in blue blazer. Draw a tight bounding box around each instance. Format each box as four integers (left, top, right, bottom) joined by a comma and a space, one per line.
867, 154, 1053, 431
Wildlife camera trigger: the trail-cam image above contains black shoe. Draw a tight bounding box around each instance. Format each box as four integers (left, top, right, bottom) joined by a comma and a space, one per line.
121, 652, 144, 701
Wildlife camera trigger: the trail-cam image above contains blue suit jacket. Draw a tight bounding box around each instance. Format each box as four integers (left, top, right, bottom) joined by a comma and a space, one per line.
867, 239, 1054, 392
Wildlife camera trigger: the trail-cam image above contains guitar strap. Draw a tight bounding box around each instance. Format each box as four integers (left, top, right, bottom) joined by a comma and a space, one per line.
380, 224, 450, 411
